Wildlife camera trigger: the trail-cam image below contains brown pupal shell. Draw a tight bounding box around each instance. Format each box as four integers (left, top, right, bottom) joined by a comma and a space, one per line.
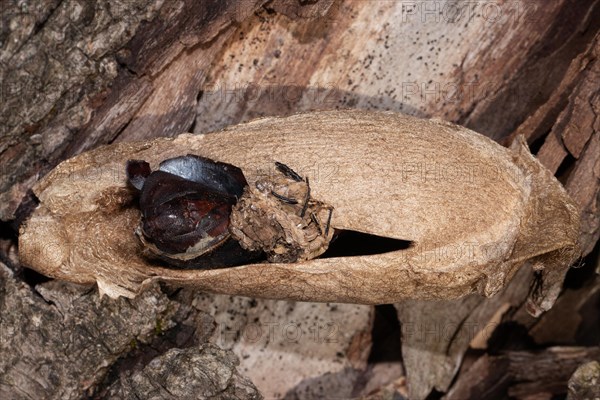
18, 110, 580, 316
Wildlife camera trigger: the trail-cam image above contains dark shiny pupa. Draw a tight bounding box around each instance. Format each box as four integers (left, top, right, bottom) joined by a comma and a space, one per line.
126, 155, 260, 268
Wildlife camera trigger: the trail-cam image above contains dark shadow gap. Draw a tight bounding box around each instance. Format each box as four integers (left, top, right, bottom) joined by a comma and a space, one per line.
562, 239, 598, 290
528, 132, 549, 155
320, 230, 412, 259
555, 152, 577, 185
368, 304, 403, 363
21, 267, 52, 286
487, 321, 538, 354
0, 189, 48, 286
8, 189, 39, 234
424, 389, 445, 400
0, 221, 17, 242
147, 229, 412, 270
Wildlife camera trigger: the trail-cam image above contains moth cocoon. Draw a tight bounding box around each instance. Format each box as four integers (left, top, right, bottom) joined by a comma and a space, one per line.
18, 110, 580, 316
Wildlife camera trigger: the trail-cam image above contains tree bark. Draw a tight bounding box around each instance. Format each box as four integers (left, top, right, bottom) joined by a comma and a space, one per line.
1, 0, 599, 399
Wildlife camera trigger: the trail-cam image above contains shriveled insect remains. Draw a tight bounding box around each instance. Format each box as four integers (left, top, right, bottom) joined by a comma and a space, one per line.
230, 161, 335, 263
126, 155, 335, 269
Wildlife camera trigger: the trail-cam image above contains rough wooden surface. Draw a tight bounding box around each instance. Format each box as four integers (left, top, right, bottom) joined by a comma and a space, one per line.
0, 262, 259, 399
445, 347, 600, 400
104, 345, 262, 400
189, 294, 373, 398
567, 360, 600, 400
1, 0, 599, 399
514, 33, 600, 256
0, 0, 269, 220
396, 266, 533, 400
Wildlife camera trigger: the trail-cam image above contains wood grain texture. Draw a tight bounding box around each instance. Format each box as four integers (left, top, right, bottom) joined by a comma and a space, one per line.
0, 0, 271, 220
2, 0, 599, 398
445, 347, 600, 400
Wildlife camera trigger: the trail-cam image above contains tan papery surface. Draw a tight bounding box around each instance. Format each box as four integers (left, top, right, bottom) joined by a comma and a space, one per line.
19, 110, 580, 315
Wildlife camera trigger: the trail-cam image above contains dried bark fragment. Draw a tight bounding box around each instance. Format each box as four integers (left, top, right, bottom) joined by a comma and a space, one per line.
565, 131, 600, 256
513, 35, 600, 256
529, 274, 600, 345
0, 0, 165, 220
0, 262, 178, 400
567, 361, 600, 400
268, 0, 335, 19
445, 347, 600, 400
395, 266, 532, 400
0, 0, 277, 221
105, 345, 263, 400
